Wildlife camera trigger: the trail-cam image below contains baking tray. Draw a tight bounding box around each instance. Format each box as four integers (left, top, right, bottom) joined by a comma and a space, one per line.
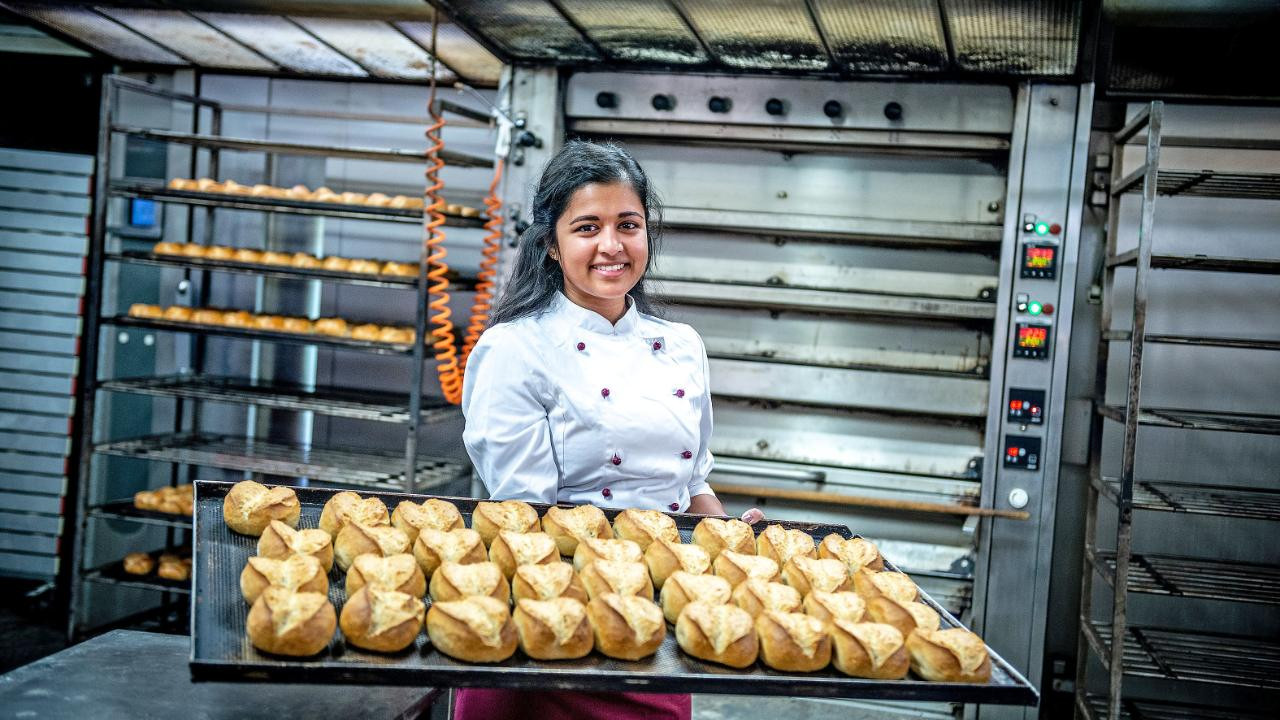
190, 481, 1038, 704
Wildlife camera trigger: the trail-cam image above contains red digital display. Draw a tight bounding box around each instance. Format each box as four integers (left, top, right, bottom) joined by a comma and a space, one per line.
1025, 246, 1055, 268
1018, 325, 1049, 349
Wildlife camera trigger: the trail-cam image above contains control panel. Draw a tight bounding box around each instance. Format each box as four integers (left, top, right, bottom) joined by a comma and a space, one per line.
1002, 435, 1042, 471
1019, 214, 1060, 280
1007, 388, 1045, 425
1013, 322, 1052, 359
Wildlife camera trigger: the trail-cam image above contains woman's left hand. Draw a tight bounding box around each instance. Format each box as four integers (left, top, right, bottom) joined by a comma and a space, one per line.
739, 507, 766, 525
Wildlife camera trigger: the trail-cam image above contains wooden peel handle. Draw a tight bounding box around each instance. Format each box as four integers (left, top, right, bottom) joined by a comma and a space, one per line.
710, 482, 1032, 521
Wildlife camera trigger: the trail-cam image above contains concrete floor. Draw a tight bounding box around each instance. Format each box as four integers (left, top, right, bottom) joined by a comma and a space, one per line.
694, 695, 953, 720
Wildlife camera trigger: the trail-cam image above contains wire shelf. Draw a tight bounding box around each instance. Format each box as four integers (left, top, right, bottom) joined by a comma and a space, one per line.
1100, 330, 1280, 352
1093, 476, 1280, 521
1153, 170, 1280, 201
98, 375, 458, 424
1079, 693, 1275, 720
1084, 621, 1280, 690
83, 557, 192, 596
1090, 549, 1280, 606
1097, 404, 1280, 435
108, 251, 412, 288
93, 433, 469, 491
1106, 251, 1280, 275
104, 315, 415, 356
89, 500, 193, 529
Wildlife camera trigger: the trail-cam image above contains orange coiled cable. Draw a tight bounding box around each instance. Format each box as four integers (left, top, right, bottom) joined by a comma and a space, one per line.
424, 100, 463, 405
460, 159, 504, 369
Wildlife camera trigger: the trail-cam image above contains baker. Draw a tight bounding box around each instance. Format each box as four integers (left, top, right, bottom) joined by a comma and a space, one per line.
458, 139, 764, 720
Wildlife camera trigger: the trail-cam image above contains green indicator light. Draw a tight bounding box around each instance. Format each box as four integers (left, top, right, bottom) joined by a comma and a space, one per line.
1034, 222, 1050, 236
1028, 301, 1043, 315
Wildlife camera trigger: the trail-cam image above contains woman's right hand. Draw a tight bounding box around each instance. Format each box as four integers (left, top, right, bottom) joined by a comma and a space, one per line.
739, 507, 766, 525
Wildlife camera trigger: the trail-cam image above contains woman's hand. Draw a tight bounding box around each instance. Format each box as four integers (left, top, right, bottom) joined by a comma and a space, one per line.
739, 507, 766, 525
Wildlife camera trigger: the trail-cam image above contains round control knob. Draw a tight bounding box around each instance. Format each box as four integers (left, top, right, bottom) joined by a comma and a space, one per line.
884, 101, 904, 121
708, 96, 731, 113
651, 94, 674, 111
1008, 488, 1029, 509
823, 100, 843, 118
595, 91, 618, 109
765, 98, 786, 116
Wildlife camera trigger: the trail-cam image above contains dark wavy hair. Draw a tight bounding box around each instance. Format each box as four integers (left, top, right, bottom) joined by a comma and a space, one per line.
489, 140, 663, 325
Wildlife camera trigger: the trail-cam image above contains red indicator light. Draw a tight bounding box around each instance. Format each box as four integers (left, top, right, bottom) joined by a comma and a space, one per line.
1008, 447, 1018, 456
1043, 303, 1055, 315
1049, 223, 1061, 235
1010, 401, 1018, 410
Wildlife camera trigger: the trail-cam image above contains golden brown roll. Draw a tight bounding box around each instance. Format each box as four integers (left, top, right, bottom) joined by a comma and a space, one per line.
426, 595, 517, 663
223, 480, 300, 536
412, 528, 486, 579
378, 261, 417, 277
675, 601, 758, 668
586, 593, 665, 661
444, 203, 462, 216
782, 556, 853, 596
853, 569, 918, 603
240, 554, 327, 605
660, 570, 733, 624
232, 248, 263, 264
580, 559, 654, 601
190, 308, 224, 325
541, 504, 611, 557
205, 245, 234, 260
755, 610, 831, 672
127, 304, 164, 320
340, 191, 367, 205
732, 579, 802, 619
339, 586, 424, 653
313, 317, 349, 338
489, 531, 558, 579
195, 177, 222, 192
365, 192, 392, 207
221, 310, 252, 327
133, 488, 162, 510
252, 314, 283, 330
251, 184, 275, 197
572, 537, 643, 573
313, 187, 341, 203
348, 259, 381, 275
159, 558, 190, 581
378, 327, 414, 345
691, 517, 755, 561
260, 251, 292, 266
285, 184, 312, 200
907, 628, 991, 683
818, 534, 885, 572
280, 317, 313, 334
247, 587, 335, 657
152, 241, 184, 255
866, 597, 940, 639
222, 179, 250, 195
319, 491, 390, 539
291, 252, 320, 269
320, 255, 351, 271
256, 520, 335, 571
612, 508, 679, 551
757, 525, 817, 567
429, 561, 509, 604
644, 538, 710, 591
472, 500, 540, 548
334, 523, 410, 572
713, 549, 780, 587
831, 621, 909, 679
388, 195, 412, 209
167, 178, 196, 191
346, 553, 426, 598
123, 552, 154, 575
178, 243, 207, 257
348, 323, 380, 341
162, 305, 192, 322
392, 498, 464, 544
513, 597, 593, 660
512, 562, 589, 604
803, 591, 867, 626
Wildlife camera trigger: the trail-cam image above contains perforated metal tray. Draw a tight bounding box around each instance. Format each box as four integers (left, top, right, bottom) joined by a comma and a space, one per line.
190, 481, 1037, 704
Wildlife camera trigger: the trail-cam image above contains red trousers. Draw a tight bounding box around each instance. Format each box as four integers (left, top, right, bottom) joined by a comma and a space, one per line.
453, 688, 691, 720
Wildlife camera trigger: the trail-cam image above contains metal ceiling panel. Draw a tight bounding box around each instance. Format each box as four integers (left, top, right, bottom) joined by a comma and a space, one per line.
95, 8, 278, 71
810, 0, 948, 74
193, 11, 367, 77
943, 0, 1080, 75
555, 0, 707, 64
440, 0, 599, 62
394, 19, 504, 86
291, 17, 454, 81
674, 0, 830, 70
2, 2, 184, 64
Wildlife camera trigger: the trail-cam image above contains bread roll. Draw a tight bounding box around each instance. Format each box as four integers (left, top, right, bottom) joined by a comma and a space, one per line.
489, 531, 558, 579
291, 252, 320, 269
612, 509, 679, 551
713, 549, 780, 587
644, 538, 710, 591
221, 310, 252, 327
257, 520, 334, 572
377, 326, 414, 345
348, 259, 380, 275
426, 595, 517, 663
378, 261, 417, 277
514, 598, 593, 660
240, 554, 327, 605
803, 591, 867, 626
162, 306, 192, 322
831, 621, 909, 679
286, 184, 312, 200
339, 587, 424, 653
232, 248, 263, 264
320, 255, 351, 271
866, 597, 940, 638
365, 193, 392, 207
178, 243, 207, 257
586, 593, 665, 661
246, 587, 336, 657
732, 579, 802, 619
350, 323, 381, 340
340, 191, 367, 205
392, 498, 464, 544
334, 523, 410, 572
573, 537, 643, 573
412, 528, 486, 579
692, 517, 755, 561
313, 187, 341, 203
195, 178, 222, 192
580, 559, 654, 601
223, 480, 300, 536
319, 491, 390, 539
127, 303, 164, 320
123, 552, 154, 575
190, 309, 224, 325
222, 180, 250, 195
252, 314, 284, 330
444, 203, 462, 215
541, 504, 611, 556
660, 570, 732, 624
429, 561, 509, 604
757, 525, 817, 567
167, 178, 196, 191
472, 500, 540, 548
152, 241, 183, 255
675, 602, 758, 668
512, 562, 588, 604
389, 195, 414, 209
782, 556, 853, 596
755, 610, 831, 672
157, 561, 188, 581
280, 317, 313, 334
346, 553, 426, 597
251, 184, 275, 197
200, 245, 231, 260
818, 534, 884, 572
853, 569, 918, 603
907, 628, 991, 683
313, 317, 348, 337
260, 251, 292, 266
460, 206, 481, 218
133, 489, 162, 510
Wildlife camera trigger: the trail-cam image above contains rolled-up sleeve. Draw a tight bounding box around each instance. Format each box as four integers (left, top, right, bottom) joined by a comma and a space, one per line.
461, 325, 559, 504
688, 333, 716, 498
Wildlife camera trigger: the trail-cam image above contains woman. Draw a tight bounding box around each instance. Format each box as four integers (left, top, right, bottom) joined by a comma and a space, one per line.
458, 140, 762, 719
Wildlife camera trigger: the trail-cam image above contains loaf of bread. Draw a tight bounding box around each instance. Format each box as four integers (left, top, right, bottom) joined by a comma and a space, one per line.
339, 586, 425, 653
713, 549, 780, 587
644, 538, 710, 591
223, 480, 300, 536
161, 305, 192, 322
345, 553, 425, 598
392, 498, 464, 544
472, 500, 540, 547
853, 569, 918, 603
541, 504, 611, 556
279, 317, 313, 334
907, 628, 991, 683
782, 556, 853, 596
866, 596, 940, 638
802, 591, 867, 626
240, 554, 327, 605
580, 559, 655, 601
675, 601, 758, 668
513, 597, 593, 660
313, 317, 348, 337
573, 537, 642, 573
586, 593, 665, 661
512, 562, 589, 604
256, 520, 334, 572
412, 528, 486, 579
334, 523, 410, 572
612, 509, 679, 551
157, 556, 191, 581
123, 552, 154, 575
319, 491, 390, 539
756, 525, 817, 567
428, 561, 510, 604
732, 579, 802, 619
350, 323, 381, 340
755, 610, 831, 672
818, 534, 884, 572
831, 621, 909, 679
691, 517, 755, 561
426, 595, 517, 663
379, 261, 417, 277
246, 587, 336, 657
320, 255, 351, 271
660, 570, 732, 624
489, 531, 558, 579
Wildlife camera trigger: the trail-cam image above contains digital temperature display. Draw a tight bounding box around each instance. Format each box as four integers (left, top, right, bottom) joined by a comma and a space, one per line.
1013, 322, 1052, 359
1025, 246, 1054, 268
1021, 243, 1058, 279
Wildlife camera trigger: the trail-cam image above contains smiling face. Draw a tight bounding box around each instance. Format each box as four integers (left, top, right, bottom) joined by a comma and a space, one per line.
551, 181, 649, 323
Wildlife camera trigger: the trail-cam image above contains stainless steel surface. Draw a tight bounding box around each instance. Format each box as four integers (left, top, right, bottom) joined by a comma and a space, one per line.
1, 2, 185, 64
1078, 694, 1275, 720
660, 206, 1003, 246
192, 12, 367, 77
659, 278, 997, 321
95, 7, 279, 71
290, 16, 456, 81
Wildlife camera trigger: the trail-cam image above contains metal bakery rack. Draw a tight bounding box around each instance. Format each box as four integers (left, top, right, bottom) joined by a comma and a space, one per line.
67, 75, 486, 638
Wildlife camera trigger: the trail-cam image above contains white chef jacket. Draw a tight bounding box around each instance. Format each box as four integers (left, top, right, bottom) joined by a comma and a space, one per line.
461, 291, 715, 512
